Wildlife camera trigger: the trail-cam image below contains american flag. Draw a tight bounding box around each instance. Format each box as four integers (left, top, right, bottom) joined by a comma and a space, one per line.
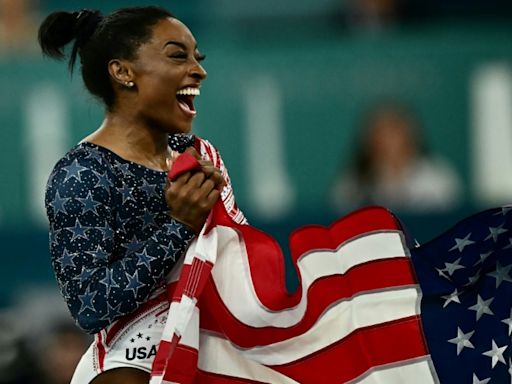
412, 206, 512, 383
150, 153, 512, 383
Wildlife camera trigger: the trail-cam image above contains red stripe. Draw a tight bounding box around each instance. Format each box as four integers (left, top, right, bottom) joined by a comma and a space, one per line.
170, 260, 214, 302
270, 316, 427, 383
289, 206, 401, 261
162, 344, 199, 384
152, 339, 171, 375
185, 258, 202, 296
236, 224, 290, 309
199, 257, 416, 347
95, 331, 106, 372
152, 334, 180, 375
170, 263, 194, 302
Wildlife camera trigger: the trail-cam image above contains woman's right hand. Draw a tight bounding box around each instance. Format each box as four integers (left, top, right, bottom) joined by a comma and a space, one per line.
164, 148, 225, 234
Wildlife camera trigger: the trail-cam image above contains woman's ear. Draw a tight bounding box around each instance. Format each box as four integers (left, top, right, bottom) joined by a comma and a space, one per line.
108, 59, 135, 89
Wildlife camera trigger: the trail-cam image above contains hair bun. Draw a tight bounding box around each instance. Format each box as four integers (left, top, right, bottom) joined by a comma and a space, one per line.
73, 10, 102, 46
38, 9, 102, 70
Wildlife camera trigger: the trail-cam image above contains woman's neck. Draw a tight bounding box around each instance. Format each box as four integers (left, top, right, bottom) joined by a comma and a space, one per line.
82, 112, 172, 172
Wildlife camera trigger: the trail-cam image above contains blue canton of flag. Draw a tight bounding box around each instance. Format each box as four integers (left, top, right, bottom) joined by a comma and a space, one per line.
411, 206, 512, 383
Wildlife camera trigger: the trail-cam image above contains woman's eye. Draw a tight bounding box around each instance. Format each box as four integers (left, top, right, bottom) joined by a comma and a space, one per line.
169, 52, 187, 59
196, 54, 206, 62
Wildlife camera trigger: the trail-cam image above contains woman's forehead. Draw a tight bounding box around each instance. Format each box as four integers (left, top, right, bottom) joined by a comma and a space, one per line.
149, 17, 197, 48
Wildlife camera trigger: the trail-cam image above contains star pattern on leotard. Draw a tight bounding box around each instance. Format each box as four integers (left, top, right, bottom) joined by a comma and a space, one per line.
78, 191, 102, 215
45, 135, 197, 334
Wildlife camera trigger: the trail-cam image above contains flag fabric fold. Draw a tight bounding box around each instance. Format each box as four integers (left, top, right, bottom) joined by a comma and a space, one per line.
150, 151, 512, 384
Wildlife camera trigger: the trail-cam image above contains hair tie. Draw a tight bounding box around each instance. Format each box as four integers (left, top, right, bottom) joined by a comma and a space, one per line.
73, 9, 102, 46
69, 9, 102, 70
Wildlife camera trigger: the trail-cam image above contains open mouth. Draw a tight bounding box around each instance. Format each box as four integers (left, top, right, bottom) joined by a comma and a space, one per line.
176, 87, 200, 117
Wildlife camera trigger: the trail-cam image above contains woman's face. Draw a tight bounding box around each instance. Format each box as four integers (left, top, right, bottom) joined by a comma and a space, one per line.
129, 17, 207, 134
367, 110, 417, 164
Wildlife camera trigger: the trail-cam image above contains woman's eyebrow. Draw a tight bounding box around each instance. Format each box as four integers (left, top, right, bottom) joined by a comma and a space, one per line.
162, 40, 198, 51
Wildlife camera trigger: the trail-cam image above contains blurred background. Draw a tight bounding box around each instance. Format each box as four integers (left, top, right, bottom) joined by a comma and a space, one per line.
1, 0, 512, 381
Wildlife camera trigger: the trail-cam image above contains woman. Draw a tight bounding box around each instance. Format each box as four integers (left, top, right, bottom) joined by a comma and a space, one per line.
330, 101, 462, 212
39, 6, 245, 383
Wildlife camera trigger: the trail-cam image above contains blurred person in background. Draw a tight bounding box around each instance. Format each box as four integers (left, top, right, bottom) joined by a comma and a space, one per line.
0, 0, 39, 55
331, 0, 434, 34
38, 5, 245, 383
0, 312, 41, 384
345, 0, 403, 32
39, 322, 91, 384
330, 101, 462, 212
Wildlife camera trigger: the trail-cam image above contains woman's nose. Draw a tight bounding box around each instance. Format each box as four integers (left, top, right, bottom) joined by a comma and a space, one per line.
190, 61, 207, 81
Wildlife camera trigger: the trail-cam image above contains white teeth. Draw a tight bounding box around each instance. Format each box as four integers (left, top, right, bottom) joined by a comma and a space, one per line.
176, 87, 200, 96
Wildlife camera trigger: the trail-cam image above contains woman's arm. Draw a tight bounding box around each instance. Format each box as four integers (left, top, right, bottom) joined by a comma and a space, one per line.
46, 154, 195, 334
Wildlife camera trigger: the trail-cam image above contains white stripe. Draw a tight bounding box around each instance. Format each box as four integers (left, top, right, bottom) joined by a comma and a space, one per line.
159, 299, 199, 345
299, 230, 408, 276
149, 375, 167, 384
180, 306, 199, 350
233, 287, 420, 365
351, 357, 438, 384
212, 227, 408, 327
199, 139, 219, 167
198, 332, 300, 384
174, 295, 197, 338
195, 225, 218, 264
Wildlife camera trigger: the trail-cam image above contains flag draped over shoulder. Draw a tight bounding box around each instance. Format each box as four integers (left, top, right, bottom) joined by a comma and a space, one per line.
150, 152, 512, 384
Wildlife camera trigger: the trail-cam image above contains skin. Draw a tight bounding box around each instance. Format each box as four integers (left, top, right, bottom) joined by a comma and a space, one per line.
87, 17, 223, 383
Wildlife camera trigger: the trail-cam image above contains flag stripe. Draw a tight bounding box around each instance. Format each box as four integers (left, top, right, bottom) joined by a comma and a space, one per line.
352, 358, 438, 384
196, 369, 271, 384
95, 331, 106, 372
197, 316, 429, 384
198, 333, 301, 384
223, 287, 422, 365
298, 231, 408, 282
157, 343, 198, 384
289, 208, 402, 261
270, 315, 428, 383
151, 337, 174, 375
202, 258, 416, 347
212, 227, 410, 328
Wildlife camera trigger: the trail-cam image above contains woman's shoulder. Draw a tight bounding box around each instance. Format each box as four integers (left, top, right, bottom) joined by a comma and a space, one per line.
47, 142, 117, 186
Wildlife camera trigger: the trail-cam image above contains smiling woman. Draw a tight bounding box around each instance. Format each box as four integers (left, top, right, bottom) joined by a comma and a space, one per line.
37, 6, 245, 384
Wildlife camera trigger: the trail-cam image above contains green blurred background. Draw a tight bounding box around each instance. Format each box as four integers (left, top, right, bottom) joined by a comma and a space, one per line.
1, 0, 512, 306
